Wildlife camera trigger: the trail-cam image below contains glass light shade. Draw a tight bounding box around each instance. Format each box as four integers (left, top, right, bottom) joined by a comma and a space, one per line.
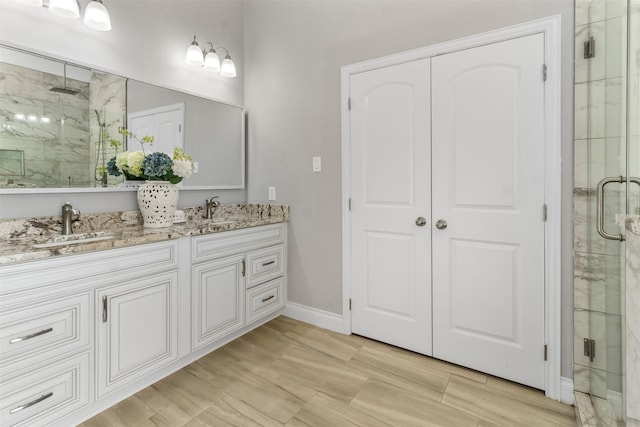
186, 43, 204, 67
220, 56, 237, 78
203, 51, 221, 72
13, 0, 43, 7
84, 0, 111, 31
48, 0, 80, 19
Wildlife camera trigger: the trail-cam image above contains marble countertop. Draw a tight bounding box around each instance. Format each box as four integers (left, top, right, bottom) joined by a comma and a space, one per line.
0, 204, 288, 266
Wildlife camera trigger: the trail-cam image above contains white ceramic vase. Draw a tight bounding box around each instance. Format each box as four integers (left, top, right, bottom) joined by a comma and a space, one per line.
137, 181, 179, 228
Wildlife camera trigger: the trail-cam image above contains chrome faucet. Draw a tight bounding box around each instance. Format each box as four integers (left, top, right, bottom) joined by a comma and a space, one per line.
61, 202, 81, 235
204, 196, 220, 219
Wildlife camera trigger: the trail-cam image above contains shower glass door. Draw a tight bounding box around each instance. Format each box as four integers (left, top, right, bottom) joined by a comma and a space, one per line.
626, 0, 640, 424
574, 0, 638, 422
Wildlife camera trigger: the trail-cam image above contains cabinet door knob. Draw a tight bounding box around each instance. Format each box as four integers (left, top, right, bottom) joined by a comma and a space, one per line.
415, 217, 427, 227
435, 219, 448, 230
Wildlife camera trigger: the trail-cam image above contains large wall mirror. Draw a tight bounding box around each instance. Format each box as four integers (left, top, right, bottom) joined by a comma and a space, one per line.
0, 45, 244, 192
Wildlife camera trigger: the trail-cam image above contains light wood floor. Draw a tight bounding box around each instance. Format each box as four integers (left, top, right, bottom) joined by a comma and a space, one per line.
82, 316, 576, 426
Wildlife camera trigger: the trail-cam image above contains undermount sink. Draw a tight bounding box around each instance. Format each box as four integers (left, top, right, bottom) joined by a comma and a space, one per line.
33, 231, 119, 249
189, 219, 242, 226
205, 220, 239, 225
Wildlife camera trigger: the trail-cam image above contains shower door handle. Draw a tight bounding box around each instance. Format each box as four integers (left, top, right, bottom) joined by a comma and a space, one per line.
596, 176, 625, 241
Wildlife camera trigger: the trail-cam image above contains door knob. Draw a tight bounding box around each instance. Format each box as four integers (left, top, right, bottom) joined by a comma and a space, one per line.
415, 217, 427, 227
435, 219, 447, 230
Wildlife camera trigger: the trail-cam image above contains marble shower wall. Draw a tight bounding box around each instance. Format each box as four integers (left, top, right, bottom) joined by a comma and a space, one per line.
89, 72, 126, 187
629, 0, 640, 217
0, 62, 90, 188
573, 0, 628, 406
625, 219, 640, 426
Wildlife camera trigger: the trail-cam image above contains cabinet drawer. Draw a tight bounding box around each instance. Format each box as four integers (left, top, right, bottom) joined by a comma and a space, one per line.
0, 352, 90, 427
246, 244, 285, 289
0, 293, 91, 374
0, 240, 178, 297
246, 277, 285, 324
192, 224, 285, 263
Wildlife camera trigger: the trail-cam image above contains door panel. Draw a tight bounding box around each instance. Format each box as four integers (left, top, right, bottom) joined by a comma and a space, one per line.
191, 254, 245, 351
449, 240, 519, 342
97, 271, 178, 397
128, 105, 184, 156
432, 33, 546, 389
350, 59, 432, 355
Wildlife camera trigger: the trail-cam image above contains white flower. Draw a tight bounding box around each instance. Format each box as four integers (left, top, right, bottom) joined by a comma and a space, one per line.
127, 151, 145, 176
172, 159, 194, 178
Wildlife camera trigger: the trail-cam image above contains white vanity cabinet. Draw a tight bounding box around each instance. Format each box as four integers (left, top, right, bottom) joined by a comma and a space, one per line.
0, 239, 180, 426
92, 241, 180, 399
0, 290, 91, 427
0, 221, 287, 426
96, 270, 179, 398
191, 254, 245, 350
191, 223, 287, 351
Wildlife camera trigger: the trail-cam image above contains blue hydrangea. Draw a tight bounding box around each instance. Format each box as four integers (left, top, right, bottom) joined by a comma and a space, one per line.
106, 156, 122, 176
142, 152, 173, 178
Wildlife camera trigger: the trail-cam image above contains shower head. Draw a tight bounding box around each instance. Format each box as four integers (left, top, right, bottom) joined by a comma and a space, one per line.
50, 62, 80, 95
94, 109, 105, 127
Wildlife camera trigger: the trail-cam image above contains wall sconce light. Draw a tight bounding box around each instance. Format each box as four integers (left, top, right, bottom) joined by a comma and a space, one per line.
12, 0, 112, 31
186, 36, 237, 78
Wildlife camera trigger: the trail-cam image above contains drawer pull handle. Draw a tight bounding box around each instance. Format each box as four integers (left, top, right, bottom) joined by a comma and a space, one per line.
261, 295, 275, 303
9, 327, 53, 344
262, 260, 276, 267
9, 392, 53, 414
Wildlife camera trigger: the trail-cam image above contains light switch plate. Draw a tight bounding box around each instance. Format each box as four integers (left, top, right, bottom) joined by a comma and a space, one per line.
268, 186, 276, 201
193, 162, 199, 173
313, 156, 322, 172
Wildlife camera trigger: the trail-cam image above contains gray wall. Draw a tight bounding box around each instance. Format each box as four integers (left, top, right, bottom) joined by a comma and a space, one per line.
0, 0, 576, 378
0, 0, 246, 218
244, 0, 575, 377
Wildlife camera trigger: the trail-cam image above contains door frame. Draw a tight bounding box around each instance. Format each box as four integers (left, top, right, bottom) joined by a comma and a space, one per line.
340, 15, 562, 399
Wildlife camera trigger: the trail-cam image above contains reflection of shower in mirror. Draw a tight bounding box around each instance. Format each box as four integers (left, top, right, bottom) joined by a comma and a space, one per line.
49, 63, 81, 95
94, 109, 108, 187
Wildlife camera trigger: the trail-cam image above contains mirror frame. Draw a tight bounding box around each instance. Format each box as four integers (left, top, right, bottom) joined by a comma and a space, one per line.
0, 44, 246, 194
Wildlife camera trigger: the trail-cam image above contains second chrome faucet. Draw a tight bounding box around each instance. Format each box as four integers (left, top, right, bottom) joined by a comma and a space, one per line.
204, 196, 220, 219
61, 202, 81, 235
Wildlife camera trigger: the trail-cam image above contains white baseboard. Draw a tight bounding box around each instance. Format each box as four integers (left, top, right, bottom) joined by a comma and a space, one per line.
561, 376, 575, 405
284, 302, 347, 334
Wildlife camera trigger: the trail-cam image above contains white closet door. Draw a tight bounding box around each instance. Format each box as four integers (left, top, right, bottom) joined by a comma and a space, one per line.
128, 104, 184, 156
350, 59, 432, 355
431, 33, 546, 389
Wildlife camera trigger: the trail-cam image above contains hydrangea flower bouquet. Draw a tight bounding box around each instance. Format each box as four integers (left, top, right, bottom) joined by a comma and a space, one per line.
106, 130, 194, 184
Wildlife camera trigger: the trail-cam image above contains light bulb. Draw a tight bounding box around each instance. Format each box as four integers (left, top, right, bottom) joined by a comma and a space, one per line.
220, 55, 236, 78
204, 50, 221, 72
48, 0, 80, 19
84, 0, 111, 31
186, 37, 204, 66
